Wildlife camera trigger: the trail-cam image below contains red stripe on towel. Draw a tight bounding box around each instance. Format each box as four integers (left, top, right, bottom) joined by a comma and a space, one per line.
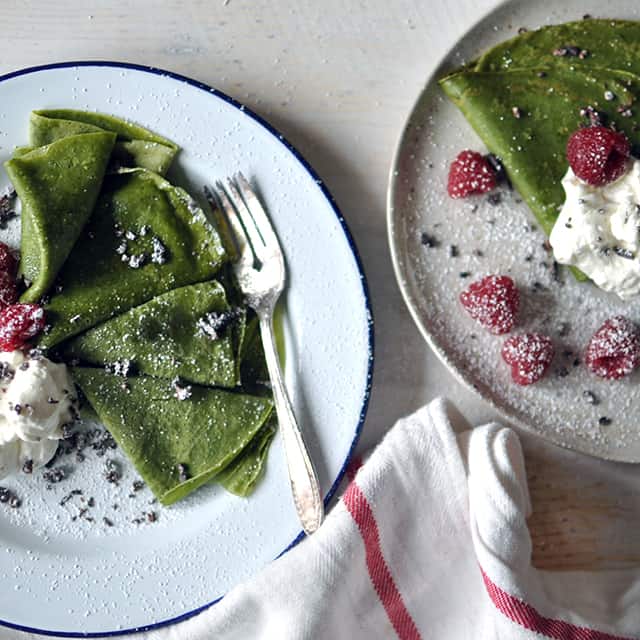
481, 568, 637, 640
343, 478, 421, 640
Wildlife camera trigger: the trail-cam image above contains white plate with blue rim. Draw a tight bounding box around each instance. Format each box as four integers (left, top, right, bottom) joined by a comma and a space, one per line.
0, 61, 373, 636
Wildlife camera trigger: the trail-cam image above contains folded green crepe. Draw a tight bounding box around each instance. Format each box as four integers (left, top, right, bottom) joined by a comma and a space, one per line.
5, 132, 116, 302
41, 168, 227, 347
62, 280, 241, 388
473, 19, 640, 74
30, 110, 179, 175
439, 20, 640, 239
216, 416, 276, 497
73, 367, 274, 505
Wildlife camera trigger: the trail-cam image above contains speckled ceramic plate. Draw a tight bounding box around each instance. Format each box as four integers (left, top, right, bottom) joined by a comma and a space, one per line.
0, 62, 373, 636
388, 0, 640, 462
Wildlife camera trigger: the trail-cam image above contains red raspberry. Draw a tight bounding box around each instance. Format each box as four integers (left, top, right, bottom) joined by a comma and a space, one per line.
0, 272, 18, 311
460, 275, 519, 335
501, 333, 554, 386
0, 304, 45, 351
566, 126, 630, 186
0, 242, 17, 275
447, 150, 497, 198
585, 316, 640, 380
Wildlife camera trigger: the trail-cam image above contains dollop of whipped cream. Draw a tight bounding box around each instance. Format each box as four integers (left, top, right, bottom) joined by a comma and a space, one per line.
0, 350, 76, 479
550, 160, 640, 300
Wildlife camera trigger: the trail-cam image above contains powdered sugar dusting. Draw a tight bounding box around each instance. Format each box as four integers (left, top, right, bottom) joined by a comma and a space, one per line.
391, 81, 640, 459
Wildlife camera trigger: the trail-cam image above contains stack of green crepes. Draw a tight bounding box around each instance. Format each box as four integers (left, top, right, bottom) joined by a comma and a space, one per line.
439, 19, 640, 249
4, 109, 276, 505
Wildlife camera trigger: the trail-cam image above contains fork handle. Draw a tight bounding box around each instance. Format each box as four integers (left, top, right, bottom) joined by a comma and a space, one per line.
258, 311, 324, 535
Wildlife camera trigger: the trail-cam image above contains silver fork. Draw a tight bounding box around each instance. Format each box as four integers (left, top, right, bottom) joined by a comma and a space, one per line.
207, 173, 324, 535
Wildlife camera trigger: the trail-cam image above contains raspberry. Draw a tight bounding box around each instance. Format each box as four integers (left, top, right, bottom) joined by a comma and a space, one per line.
0, 304, 45, 351
459, 275, 519, 335
566, 126, 630, 186
0, 242, 17, 275
447, 150, 497, 198
501, 333, 554, 386
585, 316, 640, 379
0, 272, 18, 311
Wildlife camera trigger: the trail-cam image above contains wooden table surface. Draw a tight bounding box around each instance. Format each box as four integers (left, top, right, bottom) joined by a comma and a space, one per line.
1, 0, 638, 575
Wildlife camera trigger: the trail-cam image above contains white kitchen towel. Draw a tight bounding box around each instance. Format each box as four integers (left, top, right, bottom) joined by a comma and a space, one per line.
12, 398, 640, 639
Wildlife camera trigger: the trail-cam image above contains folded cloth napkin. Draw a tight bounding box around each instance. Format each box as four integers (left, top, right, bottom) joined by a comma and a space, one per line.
13, 398, 640, 639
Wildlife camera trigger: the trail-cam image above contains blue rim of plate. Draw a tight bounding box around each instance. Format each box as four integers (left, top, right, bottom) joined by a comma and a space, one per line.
0, 60, 374, 638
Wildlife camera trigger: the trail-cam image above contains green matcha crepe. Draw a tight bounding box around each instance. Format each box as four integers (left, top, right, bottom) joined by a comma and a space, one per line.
30, 110, 178, 175
62, 280, 241, 388
439, 19, 640, 243
41, 168, 227, 347
5, 132, 116, 303
216, 416, 276, 496
474, 19, 640, 74
73, 368, 274, 505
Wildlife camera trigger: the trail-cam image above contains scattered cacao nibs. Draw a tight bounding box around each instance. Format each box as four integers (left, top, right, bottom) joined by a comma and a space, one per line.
196, 308, 241, 341
9, 496, 21, 509
132, 480, 145, 492
532, 281, 545, 292
106, 359, 131, 377
552, 261, 562, 284
0, 362, 14, 382
18, 361, 29, 371
558, 323, 571, 338
127, 254, 146, 269
474, 249, 484, 257
28, 348, 44, 361
21, 459, 33, 474
103, 517, 114, 527
150, 237, 168, 265
59, 489, 82, 506
172, 378, 192, 401
449, 245, 459, 258
105, 459, 122, 484
614, 246, 635, 259
43, 467, 67, 486
565, 222, 572, 228
553, 45, 583, 58
517, 26, 528, 34
524, 254, 533, 262
459, 271, 471, 279
511, 106, 522, 118
146, 511, 158, 523
87, 497, 95, 508
487, 193, 502, 206
177, 463, 190, 482
583, 390, 599, 405
47, 396, 59, 404
599, 416, 612, 426
583, 13, 592, 19
420, 232, 439, 248
0, 189, 17, 229
573, 358, 581, 367
12, 403, 21, 415
555, 367, 569, 378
